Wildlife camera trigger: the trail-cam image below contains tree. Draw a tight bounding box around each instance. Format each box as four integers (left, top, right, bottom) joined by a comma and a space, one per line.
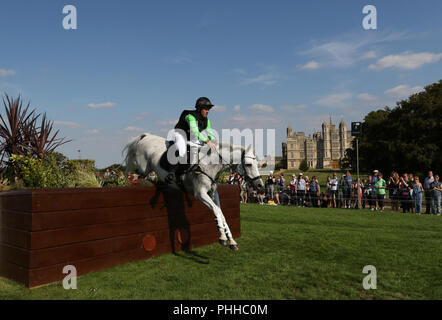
299, 159, 309, 172
346, 80, 442, 176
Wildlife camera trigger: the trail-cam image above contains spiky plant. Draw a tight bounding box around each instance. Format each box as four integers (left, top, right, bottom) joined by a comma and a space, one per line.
29, 113, 71, 157
0, 94, 37, 164
0, 94, 71, 165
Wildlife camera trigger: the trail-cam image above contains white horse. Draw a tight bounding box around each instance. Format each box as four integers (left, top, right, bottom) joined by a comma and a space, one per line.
123, 133, 264, 251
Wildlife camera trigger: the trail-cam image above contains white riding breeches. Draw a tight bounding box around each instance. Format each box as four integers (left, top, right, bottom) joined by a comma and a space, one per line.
167, 131, 187, 158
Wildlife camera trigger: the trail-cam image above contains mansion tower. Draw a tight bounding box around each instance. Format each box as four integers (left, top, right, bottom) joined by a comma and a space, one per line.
282, 119, 353, 170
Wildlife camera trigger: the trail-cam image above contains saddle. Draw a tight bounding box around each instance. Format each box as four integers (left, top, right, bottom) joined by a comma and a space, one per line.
160, 141, 215, 189
159, 142, 191, 173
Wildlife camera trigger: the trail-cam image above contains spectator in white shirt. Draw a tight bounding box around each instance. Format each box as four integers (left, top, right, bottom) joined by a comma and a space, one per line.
297, 173, 306, 207
330, 172, 339, 208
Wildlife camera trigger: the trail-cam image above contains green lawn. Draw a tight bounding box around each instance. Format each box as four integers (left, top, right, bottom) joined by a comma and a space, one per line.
1, 204, 441, 299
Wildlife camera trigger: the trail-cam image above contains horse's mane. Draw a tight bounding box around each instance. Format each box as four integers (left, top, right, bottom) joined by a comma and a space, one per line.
217, 141, 245, 153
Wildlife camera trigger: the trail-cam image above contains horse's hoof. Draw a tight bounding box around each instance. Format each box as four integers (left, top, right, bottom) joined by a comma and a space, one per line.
219, 239, 228, 247
229, 244, 239, 251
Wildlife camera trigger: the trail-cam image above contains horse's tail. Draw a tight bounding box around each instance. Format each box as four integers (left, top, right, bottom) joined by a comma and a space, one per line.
123, 134, 147, 174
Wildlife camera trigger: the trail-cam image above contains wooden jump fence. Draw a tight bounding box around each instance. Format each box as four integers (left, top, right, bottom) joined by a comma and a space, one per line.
0, 184, 240, 288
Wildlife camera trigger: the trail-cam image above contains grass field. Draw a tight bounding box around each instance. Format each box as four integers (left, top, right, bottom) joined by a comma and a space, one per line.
1, 204, 441, 300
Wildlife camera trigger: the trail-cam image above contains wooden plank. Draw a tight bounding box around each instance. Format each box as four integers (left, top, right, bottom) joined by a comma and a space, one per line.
26, 223, 240, 288
28, 211, 239, 250
0, 259, 29, 287
0, 197, 239, 232
28, 185, 238, 213
1, 192, 33, 212
0, 217, 240, 269
1, 210, 240, 250
1, 227, 30, 249
1, 210, 33, 231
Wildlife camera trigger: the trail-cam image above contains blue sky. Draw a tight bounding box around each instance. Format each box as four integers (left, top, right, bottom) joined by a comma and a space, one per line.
1, 0, 441, 168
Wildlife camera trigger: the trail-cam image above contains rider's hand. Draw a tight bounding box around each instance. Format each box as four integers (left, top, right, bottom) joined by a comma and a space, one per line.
206, 140, 216, 150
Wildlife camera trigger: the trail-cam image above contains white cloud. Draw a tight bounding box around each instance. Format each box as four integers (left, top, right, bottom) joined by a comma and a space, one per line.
233, 105, 241, 112
241, 73, 278, 86
87, 102, 116, 109
156, 119, 177, 126
369, 52, 442, 70
384, 84, 424, 99
357, 93, 378, 101
299, 61, 320, 70
280, 104, 307, 112
87, 129, 100, 134
134, 111, 149, 122
248, 104, 274, 113
212, 105, 227, 112
359, 50, 377, 60
301, 31, 406, 68
0, 69, 16, 77
54, 121, 81, 128
232, 68, 247, 75
231, 114, 280, 124
123, 126, 144, 132
316, 93, 352, 107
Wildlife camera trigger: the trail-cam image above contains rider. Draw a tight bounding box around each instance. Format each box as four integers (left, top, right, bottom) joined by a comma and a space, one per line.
165, 97, 217, 184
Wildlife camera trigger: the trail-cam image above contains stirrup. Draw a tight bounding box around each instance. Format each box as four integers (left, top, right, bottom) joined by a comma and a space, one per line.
165, 173, 175, 184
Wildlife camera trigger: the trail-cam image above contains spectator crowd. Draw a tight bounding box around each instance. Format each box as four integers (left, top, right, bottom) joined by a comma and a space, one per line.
226, 170, 442, 216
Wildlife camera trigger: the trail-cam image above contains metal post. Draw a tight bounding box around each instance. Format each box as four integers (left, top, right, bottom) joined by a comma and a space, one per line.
357, 138, 361, 209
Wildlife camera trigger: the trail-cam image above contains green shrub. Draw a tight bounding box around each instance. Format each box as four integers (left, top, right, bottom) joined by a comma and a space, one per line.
65, 159, 96, 173
9, 154, 64, 188
69, 170, 102, 188
98, 174, 129, 187
299, 159, 309, 172
7, 153, 100, 189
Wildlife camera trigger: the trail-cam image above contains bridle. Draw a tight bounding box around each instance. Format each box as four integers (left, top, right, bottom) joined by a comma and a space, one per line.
193, 145, 262, 186
241, 152, 262, 185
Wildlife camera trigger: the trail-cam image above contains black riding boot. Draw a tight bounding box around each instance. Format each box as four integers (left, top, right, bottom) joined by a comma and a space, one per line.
165, 163, 179, 184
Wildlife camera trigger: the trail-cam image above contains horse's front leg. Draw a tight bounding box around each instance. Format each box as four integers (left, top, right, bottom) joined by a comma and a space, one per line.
211, 189, 237, 248
195, 189, 239, 251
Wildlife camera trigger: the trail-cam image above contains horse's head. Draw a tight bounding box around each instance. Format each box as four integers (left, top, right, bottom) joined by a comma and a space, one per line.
240, 145, 264, 192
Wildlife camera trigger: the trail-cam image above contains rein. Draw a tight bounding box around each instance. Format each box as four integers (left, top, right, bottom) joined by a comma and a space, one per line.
193, 145, 260, 186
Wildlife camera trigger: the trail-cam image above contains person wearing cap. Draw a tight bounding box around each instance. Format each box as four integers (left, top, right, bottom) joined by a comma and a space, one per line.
165, 97, 216, 184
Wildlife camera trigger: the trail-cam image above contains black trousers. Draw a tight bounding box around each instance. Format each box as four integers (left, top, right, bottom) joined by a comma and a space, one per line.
425, 191, 432, 213
297, 190, 305, 206
310, 190, 319, 207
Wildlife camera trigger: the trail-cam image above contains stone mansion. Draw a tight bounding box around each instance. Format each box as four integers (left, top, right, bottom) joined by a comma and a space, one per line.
282, 119, 354, 170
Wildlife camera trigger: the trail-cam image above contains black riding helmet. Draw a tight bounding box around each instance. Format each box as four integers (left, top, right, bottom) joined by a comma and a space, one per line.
195, 97, 214, 110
